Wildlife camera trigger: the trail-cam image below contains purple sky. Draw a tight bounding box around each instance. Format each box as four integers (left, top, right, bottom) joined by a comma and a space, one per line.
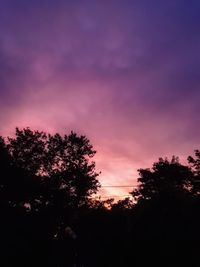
1, 0, 200, 199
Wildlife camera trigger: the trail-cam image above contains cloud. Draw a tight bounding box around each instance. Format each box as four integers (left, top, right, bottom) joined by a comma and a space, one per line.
0, 0, 200, 198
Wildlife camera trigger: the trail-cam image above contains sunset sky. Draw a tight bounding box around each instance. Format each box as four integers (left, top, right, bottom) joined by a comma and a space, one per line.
0, 0, 200, 199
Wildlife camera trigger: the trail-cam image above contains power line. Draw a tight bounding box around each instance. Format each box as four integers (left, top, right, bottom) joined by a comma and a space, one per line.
92, 195, 133, 199
99, 195, 131, 199
100, 185, 137, 188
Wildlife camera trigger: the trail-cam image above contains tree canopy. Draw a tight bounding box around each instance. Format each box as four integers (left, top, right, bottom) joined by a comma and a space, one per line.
131, 156, 194, 202
1, 127, 100, 210
1, 128, 200, 266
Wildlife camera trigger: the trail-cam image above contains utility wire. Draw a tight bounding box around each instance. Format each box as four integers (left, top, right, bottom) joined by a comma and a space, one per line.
95, 195, 132, 199
100, 185, 137, 188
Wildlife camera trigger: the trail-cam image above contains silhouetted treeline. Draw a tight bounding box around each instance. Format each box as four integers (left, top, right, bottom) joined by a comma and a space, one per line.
1, 128, 200, 266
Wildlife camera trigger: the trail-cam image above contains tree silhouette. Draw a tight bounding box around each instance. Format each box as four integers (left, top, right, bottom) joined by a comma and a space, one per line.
0, 128, 101, 267
131, 156, 193, 202
111, 197, 134, 211
6, 127, 100, 208
188, 149, 200, 195
129, 156, 200, 245
0, 135, 42, 210
2, 128, 200, 266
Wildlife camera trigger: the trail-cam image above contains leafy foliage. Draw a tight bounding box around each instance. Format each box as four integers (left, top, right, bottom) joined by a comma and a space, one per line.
131, 156, 194, 201
2, 129, 200, 266
5, 128, 100, 208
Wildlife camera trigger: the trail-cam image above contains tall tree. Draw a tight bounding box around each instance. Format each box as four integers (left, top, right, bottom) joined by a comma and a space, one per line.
188, 150, 200, 195
0, 128, 101, 266
131, 156, 193, 202
0, 135, 41, 208
5, 127, 100, 208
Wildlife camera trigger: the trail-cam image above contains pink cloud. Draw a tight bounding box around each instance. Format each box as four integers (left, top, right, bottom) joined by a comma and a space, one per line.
1, 0, 200, 199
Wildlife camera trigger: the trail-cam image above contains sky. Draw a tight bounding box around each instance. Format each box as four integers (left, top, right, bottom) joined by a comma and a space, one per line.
0, 0, 200, 199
